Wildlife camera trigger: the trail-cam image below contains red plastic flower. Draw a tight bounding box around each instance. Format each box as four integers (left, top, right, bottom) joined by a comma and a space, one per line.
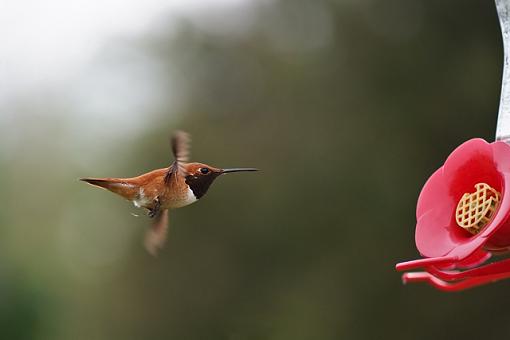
396, 138, 510, 291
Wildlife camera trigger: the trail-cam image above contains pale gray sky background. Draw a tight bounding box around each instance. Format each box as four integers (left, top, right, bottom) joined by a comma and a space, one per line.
0, 0, 255, 99
0, 0, 262, 147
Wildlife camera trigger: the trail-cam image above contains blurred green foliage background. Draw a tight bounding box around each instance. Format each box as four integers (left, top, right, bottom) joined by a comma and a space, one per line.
1, 0, 509, 339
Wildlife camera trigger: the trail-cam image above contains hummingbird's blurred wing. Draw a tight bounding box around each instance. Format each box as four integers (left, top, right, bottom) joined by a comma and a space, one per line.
164, 130, 191, 184
144, 209, 169, 256
171, 130, 191, 163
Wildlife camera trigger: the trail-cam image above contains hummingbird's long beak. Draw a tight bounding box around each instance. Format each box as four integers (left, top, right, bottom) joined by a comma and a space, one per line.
221, 168, 259, 174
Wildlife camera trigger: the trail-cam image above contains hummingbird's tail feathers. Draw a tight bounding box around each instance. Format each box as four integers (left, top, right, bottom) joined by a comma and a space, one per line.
144, 209, 169, 256
80, 177, 139, 201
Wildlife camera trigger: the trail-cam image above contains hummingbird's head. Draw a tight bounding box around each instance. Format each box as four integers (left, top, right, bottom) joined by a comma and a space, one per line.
184, 163, 258, 199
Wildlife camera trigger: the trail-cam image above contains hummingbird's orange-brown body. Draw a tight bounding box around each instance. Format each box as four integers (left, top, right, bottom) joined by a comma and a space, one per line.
81, 131, 257, 255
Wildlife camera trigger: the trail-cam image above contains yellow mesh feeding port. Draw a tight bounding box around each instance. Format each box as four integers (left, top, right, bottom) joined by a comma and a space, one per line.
455, 183, 501, 235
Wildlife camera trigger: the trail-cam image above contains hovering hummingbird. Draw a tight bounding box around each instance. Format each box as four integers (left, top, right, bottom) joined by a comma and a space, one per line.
81, 131, 258, 255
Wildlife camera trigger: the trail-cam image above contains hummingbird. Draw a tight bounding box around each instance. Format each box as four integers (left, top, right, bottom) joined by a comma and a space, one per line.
81, 131, 258, 255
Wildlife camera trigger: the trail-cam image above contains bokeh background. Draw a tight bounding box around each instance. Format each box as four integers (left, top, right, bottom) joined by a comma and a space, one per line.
0, 0, 508, 339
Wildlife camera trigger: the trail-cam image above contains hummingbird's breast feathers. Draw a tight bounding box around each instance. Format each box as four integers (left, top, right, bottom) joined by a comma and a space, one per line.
133, 168, 197, 209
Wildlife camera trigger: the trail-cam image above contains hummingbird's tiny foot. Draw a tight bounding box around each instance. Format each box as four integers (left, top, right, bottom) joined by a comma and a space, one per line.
148, 197, 161, 218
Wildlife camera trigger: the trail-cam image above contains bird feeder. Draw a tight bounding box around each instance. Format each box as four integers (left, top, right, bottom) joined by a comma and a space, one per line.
395, 0, 510, 291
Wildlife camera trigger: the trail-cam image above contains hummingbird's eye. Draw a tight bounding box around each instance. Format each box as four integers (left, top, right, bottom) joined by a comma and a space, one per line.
200, 167, 210, 174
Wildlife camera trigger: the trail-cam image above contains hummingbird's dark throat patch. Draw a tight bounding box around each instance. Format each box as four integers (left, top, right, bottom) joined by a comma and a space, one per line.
185, 173, 221, 199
